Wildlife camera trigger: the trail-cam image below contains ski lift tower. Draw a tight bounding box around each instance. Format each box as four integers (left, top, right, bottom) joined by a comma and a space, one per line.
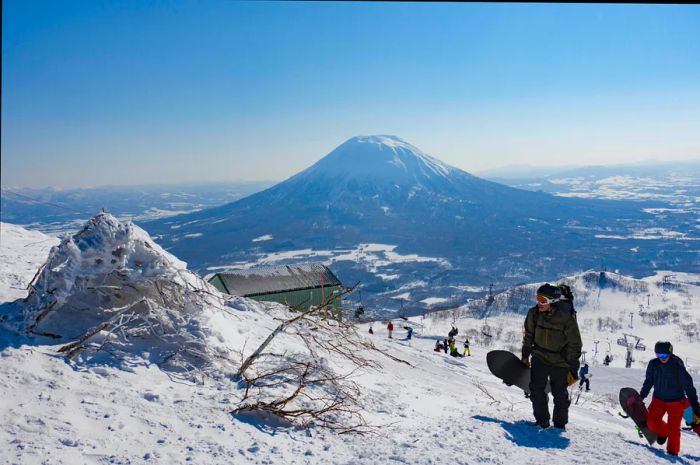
617, 333, 646, 368
593, 340, 600, 364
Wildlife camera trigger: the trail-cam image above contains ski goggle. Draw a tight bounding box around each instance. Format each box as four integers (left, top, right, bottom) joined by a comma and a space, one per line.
656, 353, 670, 360
536, 294, 556, 305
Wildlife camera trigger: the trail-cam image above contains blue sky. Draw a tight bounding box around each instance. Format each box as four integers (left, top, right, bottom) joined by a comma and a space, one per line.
2, 1, 699, 188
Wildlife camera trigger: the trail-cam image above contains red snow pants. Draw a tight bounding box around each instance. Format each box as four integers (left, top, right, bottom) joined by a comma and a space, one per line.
647, 397, 690, 456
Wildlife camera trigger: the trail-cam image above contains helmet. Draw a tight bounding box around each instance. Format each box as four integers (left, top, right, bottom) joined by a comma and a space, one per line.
536, 283, 560, 299
654, 341, 673, 354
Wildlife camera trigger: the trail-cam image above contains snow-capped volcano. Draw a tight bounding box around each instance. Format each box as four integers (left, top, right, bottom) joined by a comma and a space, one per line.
295, 135, 456, 184
142, 136, 685, 313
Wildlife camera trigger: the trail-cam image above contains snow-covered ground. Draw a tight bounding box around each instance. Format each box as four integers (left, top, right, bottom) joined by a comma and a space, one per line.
1, 220, 699, 465
0, 223, 60, 302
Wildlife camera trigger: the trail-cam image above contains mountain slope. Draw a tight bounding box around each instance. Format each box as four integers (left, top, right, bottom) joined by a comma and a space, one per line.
142, 136, 695, 312
2, 225, 700, 464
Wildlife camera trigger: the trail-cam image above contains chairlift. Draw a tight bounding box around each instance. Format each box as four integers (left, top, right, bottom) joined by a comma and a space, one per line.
481, 318, 493, 338
635, 341, 646, 351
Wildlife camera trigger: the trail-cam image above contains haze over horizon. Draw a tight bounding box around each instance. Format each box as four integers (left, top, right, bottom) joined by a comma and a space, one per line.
3, 2, 700, 188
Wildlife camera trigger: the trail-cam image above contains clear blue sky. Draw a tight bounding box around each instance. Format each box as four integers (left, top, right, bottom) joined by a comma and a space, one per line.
3, 1, 699, 188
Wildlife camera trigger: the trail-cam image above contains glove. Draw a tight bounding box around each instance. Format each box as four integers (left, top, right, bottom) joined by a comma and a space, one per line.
521, 356, 530, 368
567, 371, 577, 386
568, 360, 580, 377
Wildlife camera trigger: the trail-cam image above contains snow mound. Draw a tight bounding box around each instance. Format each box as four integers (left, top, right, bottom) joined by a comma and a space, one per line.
19, 213, 255, 374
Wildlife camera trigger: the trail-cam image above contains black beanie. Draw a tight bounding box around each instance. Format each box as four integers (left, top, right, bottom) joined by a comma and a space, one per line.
536, 283, 560, 299
654, 341, 673, 354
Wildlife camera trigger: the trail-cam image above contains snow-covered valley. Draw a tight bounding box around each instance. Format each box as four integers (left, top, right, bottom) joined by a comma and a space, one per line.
1, 219, 699, 465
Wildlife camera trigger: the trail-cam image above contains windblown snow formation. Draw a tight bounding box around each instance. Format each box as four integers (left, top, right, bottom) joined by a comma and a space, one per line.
21, 213, 249, 373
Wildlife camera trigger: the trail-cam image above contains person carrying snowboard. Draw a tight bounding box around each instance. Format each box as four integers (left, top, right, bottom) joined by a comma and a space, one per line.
387, 321, 393, 339
579, 363, 590, 391
521, 283, 582, 430
639, 341, 700, 456
463, 337, 471, 357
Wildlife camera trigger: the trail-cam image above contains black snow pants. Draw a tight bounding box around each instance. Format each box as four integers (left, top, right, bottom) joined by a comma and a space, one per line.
579, 377, 590, 391
529, 355, 571, 426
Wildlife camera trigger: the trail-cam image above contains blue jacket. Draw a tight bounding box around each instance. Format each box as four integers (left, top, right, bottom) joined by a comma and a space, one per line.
640, 355, 699, 411
579, 365, 589, 378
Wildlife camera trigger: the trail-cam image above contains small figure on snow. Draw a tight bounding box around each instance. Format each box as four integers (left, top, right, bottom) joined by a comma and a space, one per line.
603, 354, 611, 366
639, 341, 700, 456
463, 337, 471, 357
434, 340, 444, 352
578, 363, 590, 391
387, 321, 394, 339
404, 326, 413, 340
368, 326, 374, 335
448, 339, 463, 357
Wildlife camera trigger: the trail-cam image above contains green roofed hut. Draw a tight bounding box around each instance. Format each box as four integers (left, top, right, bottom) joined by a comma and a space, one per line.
207, 264, 343, 311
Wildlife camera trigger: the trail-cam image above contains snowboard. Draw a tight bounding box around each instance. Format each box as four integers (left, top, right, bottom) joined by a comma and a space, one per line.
486, 350, 549, 396
619, 387, 658, 445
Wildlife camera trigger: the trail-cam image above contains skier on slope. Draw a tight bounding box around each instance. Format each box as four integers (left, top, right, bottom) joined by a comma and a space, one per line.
387, 321, 394, 339
463, 337, 471, 356
449, 339, 463, 358
579, 363, 590, 392
639, 341, 700, 456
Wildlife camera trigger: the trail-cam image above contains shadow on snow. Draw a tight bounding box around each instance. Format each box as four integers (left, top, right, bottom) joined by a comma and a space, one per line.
623, 439, 700, 465
473, 415, 570, 450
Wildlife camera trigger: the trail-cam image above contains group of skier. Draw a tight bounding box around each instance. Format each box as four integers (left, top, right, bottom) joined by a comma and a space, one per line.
433, 331, 471, 358
521, 283, 700, 456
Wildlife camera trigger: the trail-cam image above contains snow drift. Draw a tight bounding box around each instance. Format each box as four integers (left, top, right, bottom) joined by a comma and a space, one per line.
18, 212, 253, 374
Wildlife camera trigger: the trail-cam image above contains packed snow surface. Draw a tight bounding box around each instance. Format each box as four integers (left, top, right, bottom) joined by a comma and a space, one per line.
1, 220, 699, 465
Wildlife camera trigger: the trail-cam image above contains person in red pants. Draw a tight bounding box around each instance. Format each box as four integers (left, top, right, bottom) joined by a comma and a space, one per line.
640, 341, 700, 456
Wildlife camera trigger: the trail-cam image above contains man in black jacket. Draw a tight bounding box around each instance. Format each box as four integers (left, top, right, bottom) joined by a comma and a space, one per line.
640, 341, 700, 456
521, 283, 582, 430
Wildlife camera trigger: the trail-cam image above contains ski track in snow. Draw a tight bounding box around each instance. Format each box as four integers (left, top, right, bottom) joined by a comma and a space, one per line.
1, 222, 699, 465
